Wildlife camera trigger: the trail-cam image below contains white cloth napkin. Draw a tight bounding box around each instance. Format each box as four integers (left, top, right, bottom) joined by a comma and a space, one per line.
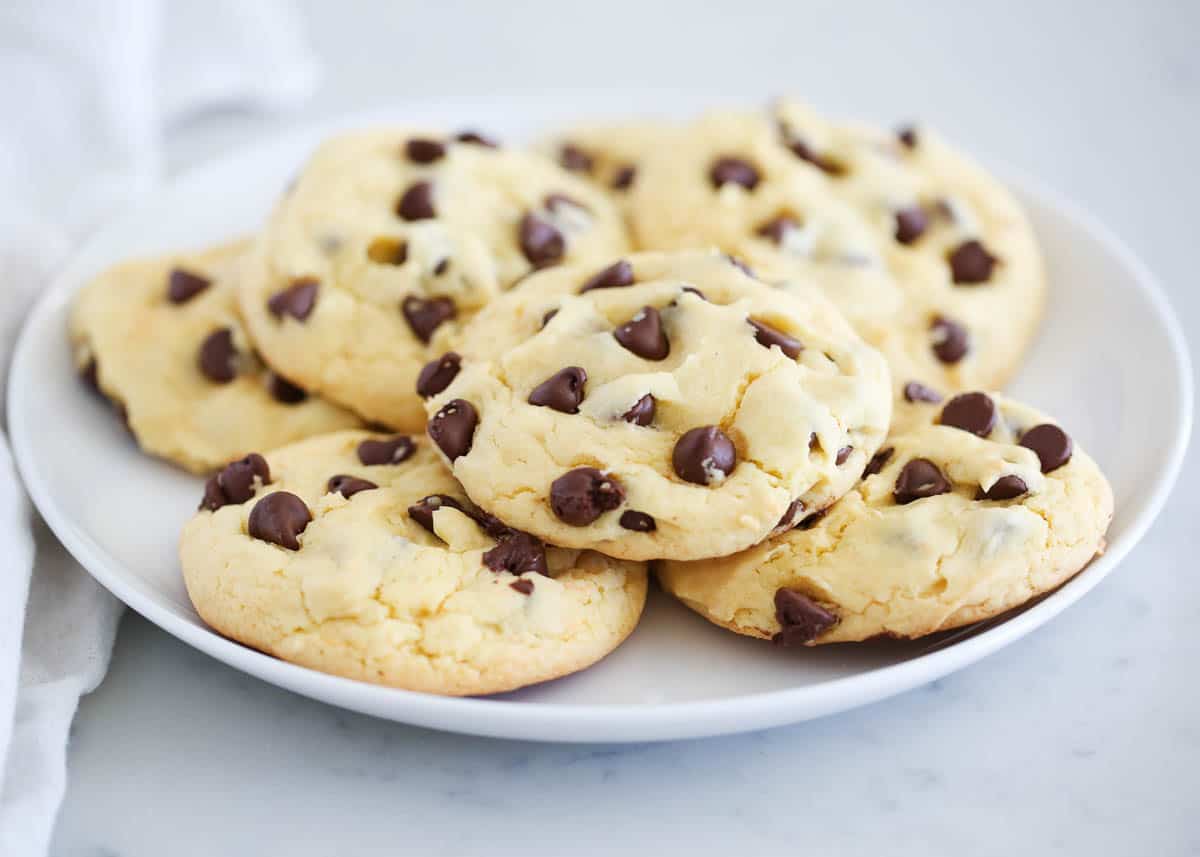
0, 2, 317, 853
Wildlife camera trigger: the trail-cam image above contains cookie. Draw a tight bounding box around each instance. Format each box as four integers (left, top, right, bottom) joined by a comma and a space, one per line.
658, 392, 1112, 644
627, 101, 1045, 396
541, 120, 678, 211
180, 430, 647, 695
420, 250, 893, 561
69, 240, 362, 474
239, 129, 630, 430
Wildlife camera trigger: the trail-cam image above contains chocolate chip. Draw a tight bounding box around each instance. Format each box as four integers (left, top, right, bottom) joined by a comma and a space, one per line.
939, 392, 997, 437
433, 258, 450, 276
796, 508, 828, 530
267, 278, 318, 321
455, 130, 497, 147
510, 578, 535, 595
327, 474, 378, 498
416, 352, 461, 398
897, 126, 918, 149
727, 255, 755, 277
545, 192, 587, 214
775, 499, 805, 531
167, 268, 211, 303
836, 446, 853, 465
197, 328, 238, 383
893, 458, 951, 504
428, 398, 478, 461
618, 510, 656, 532
407, 494, 465, 534
200, 453, 271, 511
709, 156, 760, 190
948, 239, 997, 284
748, 318, 803, 359
396, 181, 436, 221
757, 215, 798, 245
267, 373, 308, 404
864, 446, 894, 478
405, 138, 445, 163
622, 394, 655, 426
470, 508, 516, 541
611, 164, 636, 190
519, 213, 565, 268
401, 296, 456, 343
559, 143, 593, 174
580, 259, 634, 292
680, 286, 707, 301
541, 308, 559, 328
483, 532, 549, 576
894, 206, 928, 245
81, 358, 100, 393
979, 475, 1028, 501
809, 432, 821, 453
247, 491, 311, 550
903, 381, 943, 403
550, 467, 625, 526
357, 435, 416, 466
1020, 424, 1073, 473
528, 366, 587, 413
785, 139, 846, 176
614, 306, 669, 360
930, 315, 969, 364
366, 238, 408, 265
773, 588, 837, 646
673, 426, 736, 485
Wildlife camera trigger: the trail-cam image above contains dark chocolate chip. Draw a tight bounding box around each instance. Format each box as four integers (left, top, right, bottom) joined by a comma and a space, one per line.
622, 394, 656, 426
200, 476, 225, 512
1020, 424, 1073, 473
167, 268, 211, 304
455, 130, 498, 147
366, 238, 408, 265
893, 458, 951, 504
483, 532, 549, 576
541, 308, 559, 328
559, 143, 593, 174
550, 467, 626, 526
680, 286, 707, 301
247, 491, 311, 550
709, 156, 760, 190
197, 328, 238, 383
81, 358, 100, 393
510, 578, 535, 595
903, 381, 943, 403
405, 138, 446, 164
748, 318, 803, 358
773, 588, 837, 646
580, 259, 634, 292
978, 474, 1028, 501
809, 432, 820, 453
776, 499, 804, 531
619, 510, 656, 532
930, 315, 969, 364
727, 254, 755, 277
611, 164, 636, 190
433, 258, 450, 276
519, 213, 565, 268
757, 215, 799, 245
357, 435, 416, 466
528, 366, 587, 413
939, 392, 997, 437
897, 126, 918, 149
200, 453, 271, 511
948, 239, 997, 284
894, 206, 928, 245
401, 295, 456, 343
836, 446, 853, 466
786, 139, 846, 176
327, 474, 378, 498
796, 508, 828, 530
864, 446, 894, 478
673, 426, 736, 485
428, 398, 478, 461
267, 278, 318, 321
267, 373, 308, 404
396, 181, 436, 221
614, 306, 669, 360
416, 352, 461, 399
407, 494, 465, 534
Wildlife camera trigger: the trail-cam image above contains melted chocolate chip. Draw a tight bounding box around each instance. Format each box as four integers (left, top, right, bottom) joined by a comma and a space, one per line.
619, 510, 656, 532
903, 381, 943, 403
267, 278, 318, 321
673, 426, 736, 485
407, 494, 465, 534
785, 138, 846, 176
948, 239, 997, 284
748, 318, 803, 358
550, 467, 625, 526
893, 458, 951, 504
773, 588, 837, 646
864, 446, 894, 478
405, 138, 446, 163
757, 215, 798, 245
357, 435, 416, 466
580, 259, 634, 292
614, 306, 669, 360
483, 532, 549, 576
979, 475, 1028, 501
401, 296, 456, 343
541, 308, 559, 328
897, 126, 918, 149
796, 508, 828, 531
528, 366, 587, 413
327, 474, 378, 498
428, 399, 478, 461
167, 268, 211, 303
930, 315, 969, 364
776, 499, 805, 531
559, 143, 594, 174
939, 392, 997, 437
612, 164, 636, 190
709, 156, 760, 190
510, 578, 535, 595
836, 446, 853, 466
247, 491, 311, 550
622, 394, 656, 426
455, 130, 497, 147
519, 213, 565, 268
416, 352, 461, 398
200, 453, 270, 511
894, 206, 928, 245
1020, 424, 1073, 473
267, 373, 308, 404
197, 328, 237, 383
396, 181, 436, 221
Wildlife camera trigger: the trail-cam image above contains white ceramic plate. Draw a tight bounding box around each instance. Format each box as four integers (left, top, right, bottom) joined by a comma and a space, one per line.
9, 97, 1192, 743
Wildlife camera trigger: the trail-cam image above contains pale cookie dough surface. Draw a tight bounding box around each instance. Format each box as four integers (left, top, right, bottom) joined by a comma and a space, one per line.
239, 129, 630, 430
181, 431, 647, 696
69, 240, 362, 474
540, 120, 679, 214
422, 250, 893, 561
658, 392, 1112, 643
628, 101, 1045, 396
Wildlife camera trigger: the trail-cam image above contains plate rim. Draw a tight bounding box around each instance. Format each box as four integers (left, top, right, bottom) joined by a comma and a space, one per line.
8, 110, 1193, 743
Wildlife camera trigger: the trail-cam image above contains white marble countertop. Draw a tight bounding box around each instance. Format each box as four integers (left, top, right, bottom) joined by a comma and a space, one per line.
50, 1, 1199, 854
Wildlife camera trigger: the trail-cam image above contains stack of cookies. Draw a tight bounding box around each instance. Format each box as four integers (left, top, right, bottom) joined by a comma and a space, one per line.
69, 100, 1113, 696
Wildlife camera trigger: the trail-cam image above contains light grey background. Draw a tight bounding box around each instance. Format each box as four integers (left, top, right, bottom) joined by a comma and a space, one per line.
53, 1, 1200, 854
